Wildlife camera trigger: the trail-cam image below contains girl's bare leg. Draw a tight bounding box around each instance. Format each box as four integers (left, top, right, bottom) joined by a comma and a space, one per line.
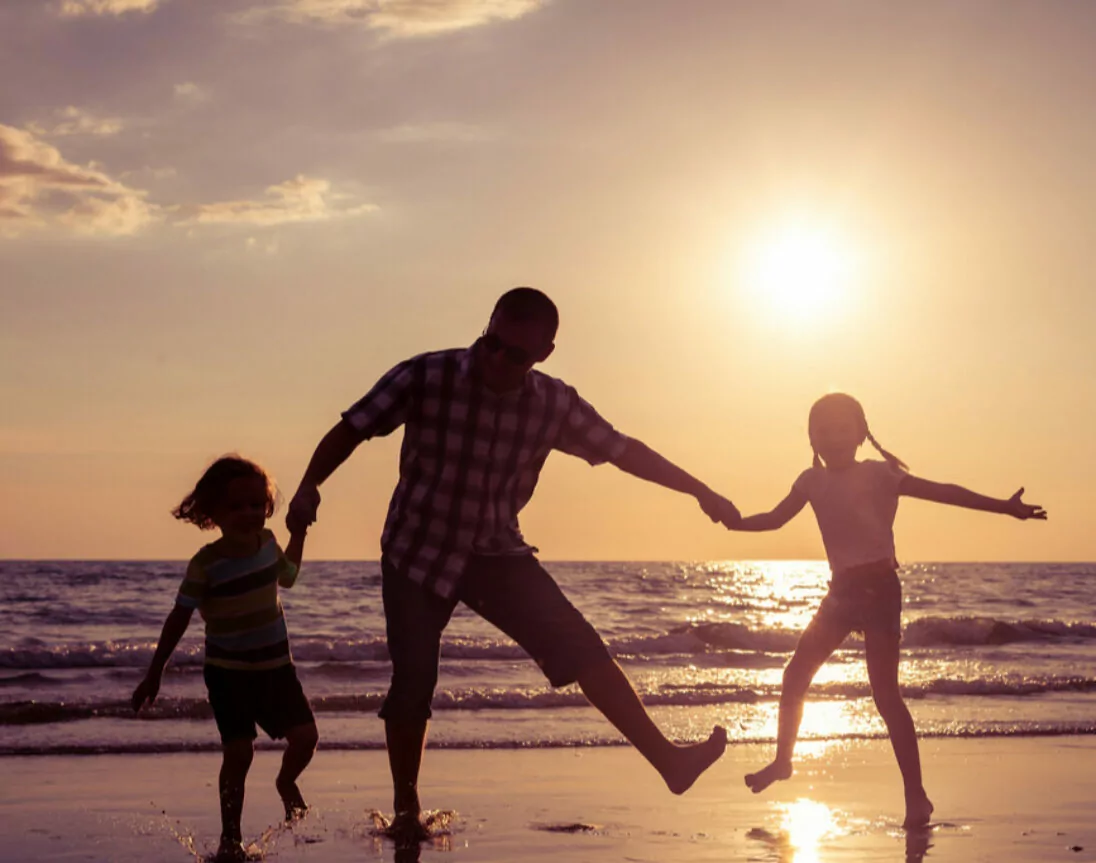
865, 628, 933, 828
746, 617, 850, 793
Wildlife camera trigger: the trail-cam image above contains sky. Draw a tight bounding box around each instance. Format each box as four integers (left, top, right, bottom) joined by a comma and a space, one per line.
2, 0, 1094, 561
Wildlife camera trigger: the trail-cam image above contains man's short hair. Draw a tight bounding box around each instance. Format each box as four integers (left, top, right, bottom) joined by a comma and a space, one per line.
492, 287, 559, 337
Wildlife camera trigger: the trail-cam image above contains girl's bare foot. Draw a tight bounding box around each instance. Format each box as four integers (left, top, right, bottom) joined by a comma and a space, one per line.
744, 758, 793, 794
276, 777, 309, 822
661, 726, 728, 795
903, 793, 934, 829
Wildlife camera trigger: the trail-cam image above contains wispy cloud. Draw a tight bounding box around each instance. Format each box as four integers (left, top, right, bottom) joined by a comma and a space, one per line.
375, 122, 497, 143
26, 106, 124, 138
181, 175, 377, 227
245, 0, 546, 37
0, 124, 155, 237
173, 82, 209, 104
58, 0, 161, 17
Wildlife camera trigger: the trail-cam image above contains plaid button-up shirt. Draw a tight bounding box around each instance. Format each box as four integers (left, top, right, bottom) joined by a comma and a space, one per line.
342, 345, 629, 598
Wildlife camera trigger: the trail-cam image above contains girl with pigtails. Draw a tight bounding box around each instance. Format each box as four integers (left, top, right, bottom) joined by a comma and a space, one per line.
723, 393, 1046, 828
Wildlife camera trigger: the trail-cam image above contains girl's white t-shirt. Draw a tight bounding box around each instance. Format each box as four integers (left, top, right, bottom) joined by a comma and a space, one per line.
793, 459, 905, 573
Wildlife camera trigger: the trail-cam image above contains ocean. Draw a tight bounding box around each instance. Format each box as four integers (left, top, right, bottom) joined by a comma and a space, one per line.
2, 560, 1094, 755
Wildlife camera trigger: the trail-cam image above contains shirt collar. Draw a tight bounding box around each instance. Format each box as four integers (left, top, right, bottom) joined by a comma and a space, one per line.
461, 342, 542, 398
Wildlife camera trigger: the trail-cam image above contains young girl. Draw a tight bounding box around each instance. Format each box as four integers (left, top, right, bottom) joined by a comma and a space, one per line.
132, 456, 319, 863
726, 393, 1045, 828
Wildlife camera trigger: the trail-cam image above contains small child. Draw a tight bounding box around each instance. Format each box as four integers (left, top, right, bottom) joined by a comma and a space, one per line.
724, 393, 1045, 828
132, 455, 318, 863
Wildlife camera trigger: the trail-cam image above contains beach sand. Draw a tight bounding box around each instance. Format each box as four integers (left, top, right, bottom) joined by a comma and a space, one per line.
2, 736, 1095, 862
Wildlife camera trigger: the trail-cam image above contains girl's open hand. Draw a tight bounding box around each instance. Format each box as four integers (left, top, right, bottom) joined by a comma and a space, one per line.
1006, 488, 1047, 520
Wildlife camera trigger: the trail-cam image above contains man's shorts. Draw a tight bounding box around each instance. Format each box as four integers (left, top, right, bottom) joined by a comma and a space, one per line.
379, 553, 612, 722
203, 663, 315, 743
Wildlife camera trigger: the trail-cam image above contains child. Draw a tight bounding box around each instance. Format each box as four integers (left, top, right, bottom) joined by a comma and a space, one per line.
724, 393, 1045, 828
132, 456, 319, 863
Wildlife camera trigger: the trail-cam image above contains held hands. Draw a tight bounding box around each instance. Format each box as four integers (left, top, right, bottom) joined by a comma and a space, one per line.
286, 484, 322, 534
1004, 488, 1047, 520
131, 672, 161, 713
697, 488, 741, 528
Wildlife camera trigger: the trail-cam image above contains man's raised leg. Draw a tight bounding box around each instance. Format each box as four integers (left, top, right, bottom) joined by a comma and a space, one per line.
577, 658, 727, 794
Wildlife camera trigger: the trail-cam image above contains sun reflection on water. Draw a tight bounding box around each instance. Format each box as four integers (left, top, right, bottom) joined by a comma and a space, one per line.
698, 560, 832, 632
749, 798, 845, 863
782, 799, 838, 863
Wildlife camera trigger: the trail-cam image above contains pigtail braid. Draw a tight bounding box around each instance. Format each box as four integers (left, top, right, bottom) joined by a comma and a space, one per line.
865, 430, 909, 472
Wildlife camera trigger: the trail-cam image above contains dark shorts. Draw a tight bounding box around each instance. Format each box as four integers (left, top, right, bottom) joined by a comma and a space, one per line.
379, 553, 612, 722
809, 560, 903, 639
204, 663, 315, 743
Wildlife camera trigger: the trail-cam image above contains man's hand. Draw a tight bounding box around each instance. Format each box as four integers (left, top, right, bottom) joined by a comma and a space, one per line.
287, 484, 322, 534
131, 672, 161, 713
697, 489, 741, 528
1004, 488, 1047, 521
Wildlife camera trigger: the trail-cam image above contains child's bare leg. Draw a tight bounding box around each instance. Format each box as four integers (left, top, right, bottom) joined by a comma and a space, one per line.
276, 721, 318, 820
747, 618, 848, 793
577, 658, 727, 794
217, 738, 254, 860
865, 630, 933, 828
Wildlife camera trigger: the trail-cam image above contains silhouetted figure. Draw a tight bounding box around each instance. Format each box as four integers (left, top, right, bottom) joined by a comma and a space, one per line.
287, 288, 739, 841
723, 393, 1045, 828
133, 456, 319, 863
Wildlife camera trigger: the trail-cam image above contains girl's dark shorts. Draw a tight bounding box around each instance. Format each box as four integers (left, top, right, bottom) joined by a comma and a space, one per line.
203, 663, 315, 743
810, 560, 903, 638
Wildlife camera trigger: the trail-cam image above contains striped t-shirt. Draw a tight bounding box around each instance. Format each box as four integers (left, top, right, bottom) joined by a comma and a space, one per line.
175, 529, 299, 670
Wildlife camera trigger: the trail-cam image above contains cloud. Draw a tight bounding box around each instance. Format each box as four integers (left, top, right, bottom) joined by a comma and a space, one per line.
375, 122, 496, 143
26, 107, 124, 138
0, 124, 155, 237
58, 0, 160, 16
173, 82, 209, 104
246, 0, 546, 36
182, 175, 377, 227
0, 132, 372, 239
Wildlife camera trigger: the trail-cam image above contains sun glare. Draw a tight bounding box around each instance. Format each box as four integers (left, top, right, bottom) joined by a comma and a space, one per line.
740, 216, 858, 326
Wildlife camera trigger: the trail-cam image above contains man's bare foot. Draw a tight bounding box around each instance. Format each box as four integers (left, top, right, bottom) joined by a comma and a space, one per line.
276, 777, 309, 822
213, 836, 248, 863
744, 758, 793, 794
903, 793, 934, 829
660, 726, 728, 795
386, 810, 431, 844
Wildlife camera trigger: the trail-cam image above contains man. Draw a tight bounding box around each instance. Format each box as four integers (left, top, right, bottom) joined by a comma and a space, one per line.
287, 288, 739, 837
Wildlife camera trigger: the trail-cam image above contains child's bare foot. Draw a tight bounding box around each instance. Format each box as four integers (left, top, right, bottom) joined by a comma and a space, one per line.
276, 777, 309, 822
213, 836, 248, 863
745, 758, 793, 794
903, 793, 934, 829
660, 726, 728, 795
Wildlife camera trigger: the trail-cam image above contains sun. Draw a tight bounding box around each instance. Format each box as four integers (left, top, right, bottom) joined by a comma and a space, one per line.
740, 216, 857, 325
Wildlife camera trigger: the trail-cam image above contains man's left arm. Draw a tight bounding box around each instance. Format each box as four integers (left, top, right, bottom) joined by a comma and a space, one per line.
611, 437, 740, 526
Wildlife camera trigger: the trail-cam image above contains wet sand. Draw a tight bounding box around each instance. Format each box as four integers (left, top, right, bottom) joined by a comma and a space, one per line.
2, 736, 1095, 862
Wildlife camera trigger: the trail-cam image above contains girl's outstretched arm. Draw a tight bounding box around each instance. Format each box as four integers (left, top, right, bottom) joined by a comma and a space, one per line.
728, 487, 808, 531
899, 476, 1047, 520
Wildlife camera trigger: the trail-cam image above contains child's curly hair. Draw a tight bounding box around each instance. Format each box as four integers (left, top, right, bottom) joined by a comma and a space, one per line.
172, 455, 279, 530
